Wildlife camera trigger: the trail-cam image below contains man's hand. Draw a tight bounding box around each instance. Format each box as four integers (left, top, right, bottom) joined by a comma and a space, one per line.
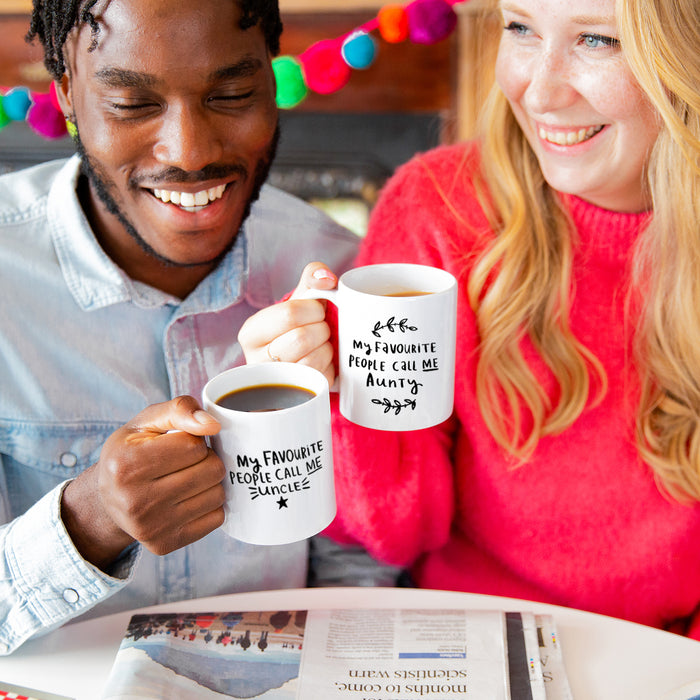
61, 395, 225, 571
238, 261, 339, 386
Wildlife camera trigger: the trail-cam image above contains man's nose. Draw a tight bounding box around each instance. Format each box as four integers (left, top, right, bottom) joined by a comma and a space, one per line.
153, 104, 224, 172
524, 49, 578, 115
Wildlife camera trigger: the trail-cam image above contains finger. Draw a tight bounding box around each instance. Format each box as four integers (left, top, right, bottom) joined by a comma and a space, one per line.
127, 395, 221, 438
149, 507, 226, 556
269, 319, 331, 364
141, 498, 226, 556
113, 452, 226, 549
157, 448, 226, 503
296, 340, 336, 387
238, 298, 327, 354
290, 261, 337, 299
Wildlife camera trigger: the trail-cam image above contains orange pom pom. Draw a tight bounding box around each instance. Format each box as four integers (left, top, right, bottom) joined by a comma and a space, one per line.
378, 5, 410, 43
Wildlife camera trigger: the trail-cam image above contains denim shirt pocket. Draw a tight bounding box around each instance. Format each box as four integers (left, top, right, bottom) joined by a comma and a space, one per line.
0, 421, 120, 519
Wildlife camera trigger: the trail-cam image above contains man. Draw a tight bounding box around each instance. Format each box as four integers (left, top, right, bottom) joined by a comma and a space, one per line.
0, 0, 384, 656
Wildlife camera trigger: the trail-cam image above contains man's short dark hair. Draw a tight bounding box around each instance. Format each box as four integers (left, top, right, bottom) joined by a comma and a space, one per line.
27, 0, 283, 80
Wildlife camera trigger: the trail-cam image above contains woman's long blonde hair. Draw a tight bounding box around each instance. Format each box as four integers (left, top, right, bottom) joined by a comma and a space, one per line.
466, 0, 700, 500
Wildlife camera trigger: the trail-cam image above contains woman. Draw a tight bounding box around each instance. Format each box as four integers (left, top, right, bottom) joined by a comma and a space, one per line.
239, 0, 700, 637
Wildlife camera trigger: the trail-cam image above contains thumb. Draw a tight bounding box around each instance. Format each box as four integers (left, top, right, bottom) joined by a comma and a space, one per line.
290, 261, 337, 299
130, 395, 221, 437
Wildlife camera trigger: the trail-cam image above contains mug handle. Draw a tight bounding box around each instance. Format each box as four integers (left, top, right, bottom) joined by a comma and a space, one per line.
296, 287, 339, 305
296, 287, 341, 392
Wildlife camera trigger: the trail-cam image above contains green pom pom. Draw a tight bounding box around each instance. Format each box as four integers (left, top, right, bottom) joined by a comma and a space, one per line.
0, 97, 11, 130
272, 56, 308, 109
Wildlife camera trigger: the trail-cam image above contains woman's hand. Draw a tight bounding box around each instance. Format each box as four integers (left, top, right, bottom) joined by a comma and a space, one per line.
238, 261, 339, 386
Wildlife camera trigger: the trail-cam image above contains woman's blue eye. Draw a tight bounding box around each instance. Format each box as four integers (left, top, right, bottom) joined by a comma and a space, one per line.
504, 21, 530, 36
582, 33, 620, 49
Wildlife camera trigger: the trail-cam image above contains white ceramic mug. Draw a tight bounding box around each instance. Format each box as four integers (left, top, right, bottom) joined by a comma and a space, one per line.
302, 263, 457, 431
202, 362, 336, 545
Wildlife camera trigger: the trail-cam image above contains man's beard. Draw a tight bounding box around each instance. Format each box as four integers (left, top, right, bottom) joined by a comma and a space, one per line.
73, 123, 280, 269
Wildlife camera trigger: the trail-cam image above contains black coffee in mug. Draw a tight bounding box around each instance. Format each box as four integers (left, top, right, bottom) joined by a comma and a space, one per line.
216, 383, 315, 412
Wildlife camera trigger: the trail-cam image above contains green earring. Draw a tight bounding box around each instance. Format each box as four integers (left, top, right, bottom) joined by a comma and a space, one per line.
65, 117, 77, 139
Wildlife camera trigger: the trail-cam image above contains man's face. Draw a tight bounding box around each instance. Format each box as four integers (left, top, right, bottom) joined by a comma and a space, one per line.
59, 0, 279, 276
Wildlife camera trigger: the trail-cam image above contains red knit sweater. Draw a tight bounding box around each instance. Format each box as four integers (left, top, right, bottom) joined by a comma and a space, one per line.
325, 142, 700, 639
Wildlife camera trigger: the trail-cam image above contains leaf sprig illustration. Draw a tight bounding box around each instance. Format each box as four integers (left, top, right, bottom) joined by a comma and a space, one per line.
372, 317, 418, 338
371, 397, 417, 415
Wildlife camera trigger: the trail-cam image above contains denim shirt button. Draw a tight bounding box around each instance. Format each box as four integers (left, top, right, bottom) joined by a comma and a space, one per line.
60, 452, 78, 468
62, 588, 80, 604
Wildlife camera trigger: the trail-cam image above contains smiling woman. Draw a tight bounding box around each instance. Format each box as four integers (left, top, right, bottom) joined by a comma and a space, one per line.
236, 0, 700, 641
494, 0, 659, 213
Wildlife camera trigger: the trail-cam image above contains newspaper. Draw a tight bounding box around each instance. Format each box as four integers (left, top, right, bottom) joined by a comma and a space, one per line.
100, 608, 571, 699
535, 614, 574, 700
100, 608, 514, 699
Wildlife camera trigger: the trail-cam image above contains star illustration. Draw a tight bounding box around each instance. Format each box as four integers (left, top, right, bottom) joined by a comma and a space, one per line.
277, 496, 289, 509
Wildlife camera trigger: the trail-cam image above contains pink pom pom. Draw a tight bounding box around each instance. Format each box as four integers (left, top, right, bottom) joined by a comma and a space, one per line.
49, 81, 62, 112
27, 92, 68, 139
406, 0, 458, 44
299, 39, 351, 95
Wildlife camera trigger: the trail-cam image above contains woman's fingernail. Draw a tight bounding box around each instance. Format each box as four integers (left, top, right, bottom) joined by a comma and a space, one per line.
313, 268, 334, 280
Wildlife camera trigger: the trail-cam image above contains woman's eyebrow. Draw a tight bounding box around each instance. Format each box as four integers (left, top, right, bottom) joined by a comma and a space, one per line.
571, 14, 616, 25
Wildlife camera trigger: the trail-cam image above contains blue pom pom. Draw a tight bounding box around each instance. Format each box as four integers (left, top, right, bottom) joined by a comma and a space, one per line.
341, 31, 377, 70
3, 87, 32, 121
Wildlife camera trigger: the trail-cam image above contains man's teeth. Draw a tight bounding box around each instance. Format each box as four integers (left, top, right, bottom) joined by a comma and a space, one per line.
539, 125, 603, 145
152, 184, 226, 209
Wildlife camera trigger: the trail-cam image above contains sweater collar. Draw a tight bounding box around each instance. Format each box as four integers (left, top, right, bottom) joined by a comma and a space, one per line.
563, 194, 652, 267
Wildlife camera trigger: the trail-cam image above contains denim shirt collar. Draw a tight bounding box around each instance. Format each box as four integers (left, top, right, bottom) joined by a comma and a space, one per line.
48, 156, 248, 314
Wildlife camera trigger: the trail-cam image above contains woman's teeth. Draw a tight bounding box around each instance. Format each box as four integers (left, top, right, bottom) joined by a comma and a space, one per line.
539, 125, 604, 145
152, 184, 226, 211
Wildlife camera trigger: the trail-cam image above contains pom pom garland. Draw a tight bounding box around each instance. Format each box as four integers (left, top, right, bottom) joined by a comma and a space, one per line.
377, 5, 410, 43
272, 55, 308, 108
49, 81, 62, 112
278, 0, 466, 107
341, 31, 378, 70
0, 101, 10, 130
0, 85, 70, 139
406, 0, 458, 44
299, 39, 352, 95
2, 0, 469, 138
2, 87, 32, 121
26, 92, 68, 139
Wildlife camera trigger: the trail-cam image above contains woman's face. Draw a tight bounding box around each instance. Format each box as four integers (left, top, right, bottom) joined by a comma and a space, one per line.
495, 0, 661, 212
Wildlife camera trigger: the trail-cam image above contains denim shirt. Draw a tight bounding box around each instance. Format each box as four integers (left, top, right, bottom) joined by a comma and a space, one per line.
0, 156, 360, 654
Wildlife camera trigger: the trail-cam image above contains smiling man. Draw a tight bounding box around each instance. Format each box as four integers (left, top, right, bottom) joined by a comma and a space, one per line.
0, 0, 377, 655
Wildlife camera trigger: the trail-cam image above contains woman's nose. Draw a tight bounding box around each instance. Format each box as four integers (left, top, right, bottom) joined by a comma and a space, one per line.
524, 49, 579, 115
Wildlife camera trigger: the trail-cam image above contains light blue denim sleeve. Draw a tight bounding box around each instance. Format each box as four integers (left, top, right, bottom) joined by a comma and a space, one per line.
0, 479, 138, 655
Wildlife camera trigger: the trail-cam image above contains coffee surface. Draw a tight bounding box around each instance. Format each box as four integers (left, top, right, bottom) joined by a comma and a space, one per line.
216, 384, 315, 412
382, 290, 432, 297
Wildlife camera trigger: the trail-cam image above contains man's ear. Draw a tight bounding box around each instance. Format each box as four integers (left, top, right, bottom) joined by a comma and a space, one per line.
54, 74, 73, 117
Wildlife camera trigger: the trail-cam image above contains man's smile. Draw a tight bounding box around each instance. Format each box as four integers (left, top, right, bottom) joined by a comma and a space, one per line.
151, 184, 228, 212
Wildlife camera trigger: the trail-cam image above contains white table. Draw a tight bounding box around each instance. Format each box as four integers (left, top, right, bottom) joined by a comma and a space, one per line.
1, 587, 699, 699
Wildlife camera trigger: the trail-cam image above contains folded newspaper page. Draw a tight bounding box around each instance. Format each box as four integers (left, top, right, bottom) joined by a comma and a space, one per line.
535, 614, 574, 700
100, 608, 512, 699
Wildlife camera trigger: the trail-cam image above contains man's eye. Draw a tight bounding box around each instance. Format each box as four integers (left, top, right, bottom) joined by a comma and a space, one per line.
110, 102, 157, 112
209, 91, 255, 103
581, 33, 620, 49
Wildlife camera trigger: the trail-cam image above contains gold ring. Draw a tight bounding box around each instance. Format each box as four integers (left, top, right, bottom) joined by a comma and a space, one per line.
267, 343, 281, 362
